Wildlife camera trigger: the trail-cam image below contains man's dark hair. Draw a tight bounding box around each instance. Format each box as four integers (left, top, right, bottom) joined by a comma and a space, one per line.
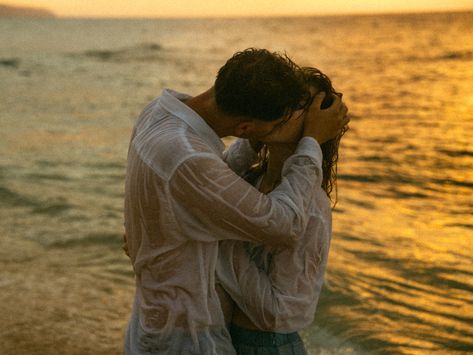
214, 48, 311, 121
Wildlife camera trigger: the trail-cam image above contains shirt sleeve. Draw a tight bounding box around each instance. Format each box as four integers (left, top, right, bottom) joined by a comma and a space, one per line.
215, 212, 330, 332
169, 137, 323, 246
222, 138, 259, 177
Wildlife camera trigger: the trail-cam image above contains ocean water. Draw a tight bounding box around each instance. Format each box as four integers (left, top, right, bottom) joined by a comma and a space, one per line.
0, 11, 472, 354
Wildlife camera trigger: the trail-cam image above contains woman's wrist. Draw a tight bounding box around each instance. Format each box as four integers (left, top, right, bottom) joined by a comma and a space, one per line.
267, 143, 297, 158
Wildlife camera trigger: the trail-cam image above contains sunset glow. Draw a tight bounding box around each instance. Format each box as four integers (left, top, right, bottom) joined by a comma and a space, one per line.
2, 0, 472, 18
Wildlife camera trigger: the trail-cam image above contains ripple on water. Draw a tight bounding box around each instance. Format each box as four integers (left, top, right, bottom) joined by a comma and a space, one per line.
48, 232, 124, 249
75, 42, 163, 62
432, 178, 473, 189
0, 186, 39, 208
437, 148, 473, 158
26, 173, 72, 181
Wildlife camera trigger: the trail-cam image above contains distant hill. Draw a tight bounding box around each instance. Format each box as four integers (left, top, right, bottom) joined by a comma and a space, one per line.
0, 4, 55, 17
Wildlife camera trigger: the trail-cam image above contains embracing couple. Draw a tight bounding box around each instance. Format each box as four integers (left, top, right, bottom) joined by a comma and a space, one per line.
123, 48, 349, 354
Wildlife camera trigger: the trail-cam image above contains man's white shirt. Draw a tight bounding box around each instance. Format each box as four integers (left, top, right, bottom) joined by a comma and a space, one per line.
124, 89, 323, 354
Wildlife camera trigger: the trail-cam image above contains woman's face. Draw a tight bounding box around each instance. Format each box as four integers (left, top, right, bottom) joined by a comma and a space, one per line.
259, 109, 305, 144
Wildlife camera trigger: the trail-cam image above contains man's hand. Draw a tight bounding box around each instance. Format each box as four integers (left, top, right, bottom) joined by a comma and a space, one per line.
303, 93, 349, 144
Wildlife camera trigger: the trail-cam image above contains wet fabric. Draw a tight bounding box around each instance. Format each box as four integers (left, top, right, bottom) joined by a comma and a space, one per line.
216, 161, 332, 333
123, 88, 323, 354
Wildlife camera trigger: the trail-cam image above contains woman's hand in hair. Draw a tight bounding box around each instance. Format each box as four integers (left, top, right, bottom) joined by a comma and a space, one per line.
303, 92, 349, 144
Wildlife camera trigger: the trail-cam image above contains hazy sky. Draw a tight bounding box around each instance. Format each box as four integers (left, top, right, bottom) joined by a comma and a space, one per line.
4, 0, 473, 17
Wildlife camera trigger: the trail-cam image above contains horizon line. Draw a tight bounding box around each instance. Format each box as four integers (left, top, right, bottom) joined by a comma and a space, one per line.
20, 7, 473, 20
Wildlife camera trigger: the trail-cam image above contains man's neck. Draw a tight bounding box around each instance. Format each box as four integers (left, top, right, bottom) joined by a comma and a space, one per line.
184, 88, 239, 138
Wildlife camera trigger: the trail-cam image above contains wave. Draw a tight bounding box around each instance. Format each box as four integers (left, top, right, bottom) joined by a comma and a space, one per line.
338, 173, 383, 183
0, 186, 37, 208
77, 42, 163, 62
32, 201, 75, 215
0, 58, 20, 68
406, 50, 473, 63
313, 248, 473, 353
446, 223, 473, 230
435, 50, 473, 61
432, 178, 473, 189
27, 172, 72, 181
388, 187, 429, 199
437, 148, 473, 158
0, 184, 75, 215
344, 197, 376, 209
359, 154, 395, 163
48, 232, 123, 249
338, 172, 473, 193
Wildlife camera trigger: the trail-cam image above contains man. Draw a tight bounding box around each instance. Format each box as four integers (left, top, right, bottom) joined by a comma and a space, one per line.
124, 48, 349, 354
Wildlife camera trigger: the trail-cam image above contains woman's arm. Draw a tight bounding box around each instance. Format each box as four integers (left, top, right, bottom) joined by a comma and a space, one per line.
216, 202, 331, 332
222, 138, 261, 177
169, 138, 323, 246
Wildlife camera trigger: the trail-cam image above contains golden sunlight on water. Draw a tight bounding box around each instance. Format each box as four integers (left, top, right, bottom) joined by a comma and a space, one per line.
0, 11, 472, 354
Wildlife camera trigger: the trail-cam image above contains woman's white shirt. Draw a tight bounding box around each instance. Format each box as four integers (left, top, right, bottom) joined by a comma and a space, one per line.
216, 166, 332, 333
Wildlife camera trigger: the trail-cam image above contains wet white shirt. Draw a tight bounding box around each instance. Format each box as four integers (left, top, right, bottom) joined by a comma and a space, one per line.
216, 180, 332, 333
124, 89, 323, 354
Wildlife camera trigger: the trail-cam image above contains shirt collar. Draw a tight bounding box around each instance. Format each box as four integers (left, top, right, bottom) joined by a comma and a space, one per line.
159, 88, 225, 156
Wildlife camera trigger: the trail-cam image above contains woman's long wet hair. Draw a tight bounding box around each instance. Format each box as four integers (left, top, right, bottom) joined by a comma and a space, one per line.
245, 67, 348, 207
304, 67, 348, 206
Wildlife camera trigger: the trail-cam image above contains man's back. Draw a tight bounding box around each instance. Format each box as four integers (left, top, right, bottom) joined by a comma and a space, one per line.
124, 90, 235, 354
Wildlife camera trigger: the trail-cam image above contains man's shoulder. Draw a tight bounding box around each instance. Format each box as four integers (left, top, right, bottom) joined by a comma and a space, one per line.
132, 113, 219, 180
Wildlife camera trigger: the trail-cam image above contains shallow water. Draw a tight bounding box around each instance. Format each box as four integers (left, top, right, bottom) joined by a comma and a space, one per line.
0, 12, 472, 354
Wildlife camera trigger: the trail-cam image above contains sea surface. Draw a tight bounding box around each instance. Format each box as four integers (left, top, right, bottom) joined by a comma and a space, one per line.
0, 11, 472, 354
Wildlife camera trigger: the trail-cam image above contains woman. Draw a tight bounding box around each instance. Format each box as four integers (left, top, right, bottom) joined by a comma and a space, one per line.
216, 67, 348, 354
